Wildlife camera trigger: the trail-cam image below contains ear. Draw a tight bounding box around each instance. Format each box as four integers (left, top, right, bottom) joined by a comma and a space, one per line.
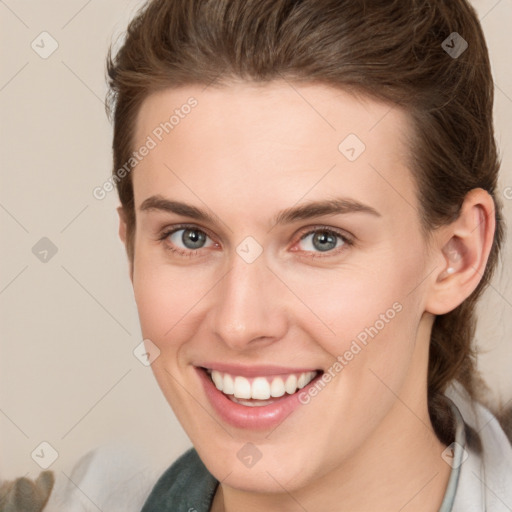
117, 206, 134, 283
117, 206, 127, 244
424, 188, 496, 315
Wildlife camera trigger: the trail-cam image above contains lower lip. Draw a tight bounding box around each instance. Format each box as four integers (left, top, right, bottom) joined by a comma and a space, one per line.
195, 366, 323, 430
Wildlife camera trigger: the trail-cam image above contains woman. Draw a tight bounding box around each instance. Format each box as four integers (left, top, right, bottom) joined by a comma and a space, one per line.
102, 0, 512, 510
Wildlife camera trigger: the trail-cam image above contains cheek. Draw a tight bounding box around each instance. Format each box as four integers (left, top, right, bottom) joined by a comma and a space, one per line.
132, 255, 206, 350
131, 257, 208, 421
287, 261, 425, 449
291, 257, 418, 339
290, 246, 426, 383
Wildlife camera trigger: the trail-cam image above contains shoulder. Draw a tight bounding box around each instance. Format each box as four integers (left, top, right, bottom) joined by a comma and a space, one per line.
45, 441, 162, 512
45, 442, 218, 512
140, 447, 219, 512
445, 382, 512, 511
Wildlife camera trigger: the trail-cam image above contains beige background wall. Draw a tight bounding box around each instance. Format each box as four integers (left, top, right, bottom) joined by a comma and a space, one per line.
1, 0, 511, 481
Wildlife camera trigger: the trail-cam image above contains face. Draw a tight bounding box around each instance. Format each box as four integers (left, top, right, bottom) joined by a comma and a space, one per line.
127, 81, 437, 493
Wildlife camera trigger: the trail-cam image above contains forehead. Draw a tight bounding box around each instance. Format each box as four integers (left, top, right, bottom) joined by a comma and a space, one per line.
131, 81, 418, 222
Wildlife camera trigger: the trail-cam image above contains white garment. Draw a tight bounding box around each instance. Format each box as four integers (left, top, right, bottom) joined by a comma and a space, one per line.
445, 382, 512, 511
45, 440, 160, 512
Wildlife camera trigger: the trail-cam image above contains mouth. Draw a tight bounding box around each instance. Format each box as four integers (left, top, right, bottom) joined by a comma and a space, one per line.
200, 367, 323, 406
195, 365, 325, 429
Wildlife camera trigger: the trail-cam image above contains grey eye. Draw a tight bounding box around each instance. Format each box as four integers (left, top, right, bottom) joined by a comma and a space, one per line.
299, 230, 345, 253
169, 228, 209, 250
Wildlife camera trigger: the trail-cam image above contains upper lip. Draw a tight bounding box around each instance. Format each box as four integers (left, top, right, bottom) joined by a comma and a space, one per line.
196, 363, 322, 377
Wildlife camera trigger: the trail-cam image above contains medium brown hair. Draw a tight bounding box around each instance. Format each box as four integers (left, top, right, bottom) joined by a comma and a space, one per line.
105, 0, 505, 439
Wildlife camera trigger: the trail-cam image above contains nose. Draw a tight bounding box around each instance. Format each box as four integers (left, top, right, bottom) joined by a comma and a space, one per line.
210, 250, 288, 351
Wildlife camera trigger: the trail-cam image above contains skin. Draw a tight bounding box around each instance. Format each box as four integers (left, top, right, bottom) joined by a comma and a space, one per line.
118, 81, 495, 512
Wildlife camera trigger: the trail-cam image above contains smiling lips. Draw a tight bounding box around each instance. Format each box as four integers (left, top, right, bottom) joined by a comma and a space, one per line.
205, 368, 320, 400
196, 364, 325, 428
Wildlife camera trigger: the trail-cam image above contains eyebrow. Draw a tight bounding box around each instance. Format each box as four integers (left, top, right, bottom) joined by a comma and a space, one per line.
139, 194, 381, 226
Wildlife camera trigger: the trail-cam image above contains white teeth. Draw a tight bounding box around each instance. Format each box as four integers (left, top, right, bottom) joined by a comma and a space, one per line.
270, 377, 286, 398
223, 373, 234, 395
233, 376, 252, 399
211, 370, 224, 391
297, 372, 310, 389
284, 374, 298, 394
208, 369, 318, 399
229, 396, 275, 407
252, 377, 271, 400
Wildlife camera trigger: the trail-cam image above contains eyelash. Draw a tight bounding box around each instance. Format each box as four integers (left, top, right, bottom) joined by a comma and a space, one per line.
157, 223, 354, 259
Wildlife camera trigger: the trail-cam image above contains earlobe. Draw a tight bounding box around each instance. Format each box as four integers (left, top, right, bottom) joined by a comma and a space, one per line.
425, 188, 496, 315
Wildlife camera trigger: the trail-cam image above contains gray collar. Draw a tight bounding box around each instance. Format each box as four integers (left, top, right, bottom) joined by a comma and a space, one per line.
438, 398, 467, 512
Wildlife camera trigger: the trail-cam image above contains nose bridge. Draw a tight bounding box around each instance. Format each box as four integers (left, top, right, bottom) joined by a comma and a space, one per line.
211, 247, 286, 348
